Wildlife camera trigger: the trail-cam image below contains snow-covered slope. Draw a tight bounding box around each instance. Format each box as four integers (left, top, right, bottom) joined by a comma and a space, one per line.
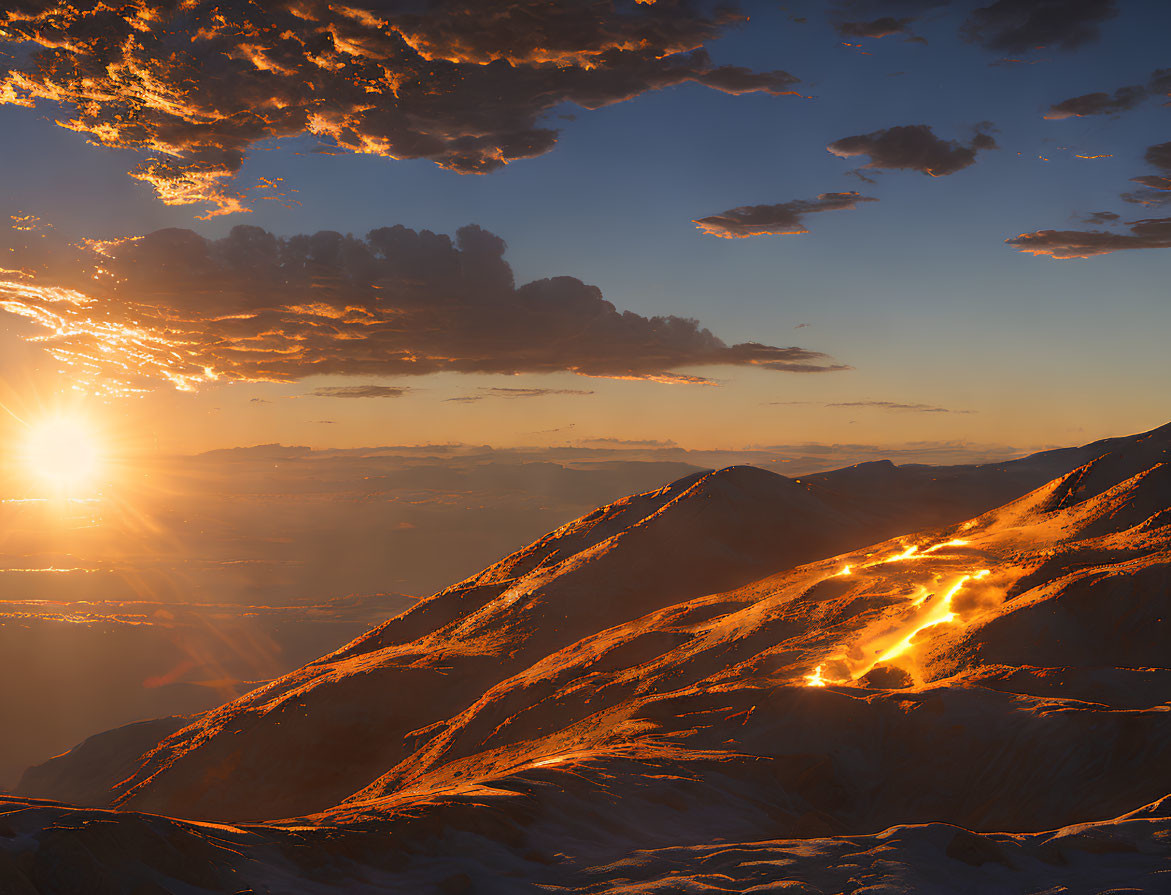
2, 790, 1169, 893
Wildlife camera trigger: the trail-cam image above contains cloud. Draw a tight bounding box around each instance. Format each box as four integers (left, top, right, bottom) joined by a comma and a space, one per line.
826, 400, 974, 413
1011, 141, 1171, 254
576, 437, 679, 448
1044, 85, 1147, 119
962, 0, 1119, 54
830, 1, 1116, 55
530, 423, 576, 436
827, 124, 997, 176
1144, 141, 1171, 174
1122, 141, 1171, 203
1006, 216, 1171, 258
1154, 69, 1171, 98
770, 399, 972, 413
1044, 69, 1170, 119
307, 386, 410, 399
0, 223, 851, 395
481, 387, 593, 398
0, 2, 799, 216
693, 192, 877, 239
446, 387, 594, 403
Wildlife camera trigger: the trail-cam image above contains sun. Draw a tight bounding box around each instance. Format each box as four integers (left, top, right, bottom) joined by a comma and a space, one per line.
22, 415, 106, 495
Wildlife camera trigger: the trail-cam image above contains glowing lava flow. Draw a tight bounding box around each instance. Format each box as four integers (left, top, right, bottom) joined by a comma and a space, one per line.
865, 570, 989, 672
804, 665, 828, 687
802, 537, 991, 688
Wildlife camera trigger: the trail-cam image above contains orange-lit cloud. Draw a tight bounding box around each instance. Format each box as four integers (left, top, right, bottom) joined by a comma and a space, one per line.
828, 124, 997, 177
1043, 69, 1169, 119
0, 222, 850, 394
1045, 86, 1147, 119
1007, 217, 1171, 259
693, 192, 877, 239
0, 1, 800, 216
1010, 142, 1171, 258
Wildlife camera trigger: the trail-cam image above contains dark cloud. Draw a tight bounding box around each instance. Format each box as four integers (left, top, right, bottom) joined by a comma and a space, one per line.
1044, 85, 1147, 119
1123, 182, 1171, 205
1007, 217, 1171, 258
756, 358, 854, 374
694, 192, 878, 239
1123, 141, 1171, 203
835, 17, 914, 38
962, 0, 1118, 54
307, 386, 409, 399
0, 1, 799, 216
831, 0, 1116, 54
1145, 142, 1171, 173
1080, 211, 1121, 224
827, 124, 997, 176
1045, 69, 1171, 119
0, 223, 850, 394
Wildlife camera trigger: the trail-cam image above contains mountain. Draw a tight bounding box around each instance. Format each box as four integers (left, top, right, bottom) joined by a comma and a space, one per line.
99, 424, 1168, 823
16, 716, 197, 809
4, 423, 1169, 893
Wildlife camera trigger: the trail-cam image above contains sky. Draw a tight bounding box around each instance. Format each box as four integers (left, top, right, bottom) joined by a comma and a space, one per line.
0, 0, 1168, 459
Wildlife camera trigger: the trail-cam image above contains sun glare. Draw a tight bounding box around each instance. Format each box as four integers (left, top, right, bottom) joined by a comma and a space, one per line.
22, 415, 106, 495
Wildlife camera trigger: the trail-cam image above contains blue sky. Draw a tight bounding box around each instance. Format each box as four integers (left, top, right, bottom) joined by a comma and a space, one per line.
0, 0, 1167, 453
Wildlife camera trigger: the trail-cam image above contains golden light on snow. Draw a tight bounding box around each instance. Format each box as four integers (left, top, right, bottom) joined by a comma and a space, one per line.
22, 414, 106, 495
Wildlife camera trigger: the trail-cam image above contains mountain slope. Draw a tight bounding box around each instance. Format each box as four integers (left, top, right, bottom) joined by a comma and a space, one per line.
100, 424, 1171, 833
2, 787, 1170, 892
109, 466, 872, 820
326, 443, 1169, 842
